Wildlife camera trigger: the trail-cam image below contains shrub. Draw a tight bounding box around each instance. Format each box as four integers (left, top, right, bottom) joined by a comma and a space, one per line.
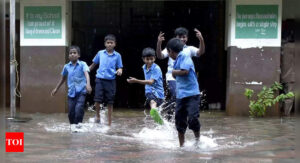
244, 82, 294, 117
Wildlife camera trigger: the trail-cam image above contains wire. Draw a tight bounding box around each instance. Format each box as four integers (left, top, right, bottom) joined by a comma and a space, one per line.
10, 44, 21, 98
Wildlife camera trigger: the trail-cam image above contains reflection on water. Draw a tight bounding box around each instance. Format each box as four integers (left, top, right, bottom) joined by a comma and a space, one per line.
5, 109, 295, 162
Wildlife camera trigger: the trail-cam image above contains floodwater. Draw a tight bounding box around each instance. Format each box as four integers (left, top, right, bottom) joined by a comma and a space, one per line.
5, 109, 295, 163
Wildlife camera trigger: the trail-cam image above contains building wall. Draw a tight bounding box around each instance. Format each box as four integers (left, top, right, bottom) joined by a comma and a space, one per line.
226, 47, 281, 116
282, 0, 300, 20
226, 0, 282, 116
20, 46, 67, 113
19, 0, 68, 113
0, 0, 6, 109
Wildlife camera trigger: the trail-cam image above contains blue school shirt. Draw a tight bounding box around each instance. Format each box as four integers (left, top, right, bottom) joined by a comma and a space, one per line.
173, 51, 200, 99
61, 60, 90, 98
93, 50, 123, 80
161, 45, 199, 81
143, 63, 165, 99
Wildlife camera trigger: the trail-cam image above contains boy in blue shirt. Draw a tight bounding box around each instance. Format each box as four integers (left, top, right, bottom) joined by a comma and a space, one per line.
166, 38, 201, 147
89, 34, 123, 126
156, 27, 205, 101
127, 48, 164, 124
51, 45, 92, 126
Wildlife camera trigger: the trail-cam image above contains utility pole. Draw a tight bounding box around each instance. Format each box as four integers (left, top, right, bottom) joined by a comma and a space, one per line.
7, 0, 30, 123
10, 0, 16, 118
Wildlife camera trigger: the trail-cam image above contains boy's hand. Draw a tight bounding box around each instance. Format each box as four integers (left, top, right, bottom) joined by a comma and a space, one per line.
86, 85, 92, 94
194, 28, 203, 40
127, 77, 137, 83
116, 68, 123, 76
157, 32, 165, 44
51, 88, 57, 96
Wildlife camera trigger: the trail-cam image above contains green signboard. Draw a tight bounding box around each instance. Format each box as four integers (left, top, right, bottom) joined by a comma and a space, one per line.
235, 5, 278, 39
24, 6, 62, 39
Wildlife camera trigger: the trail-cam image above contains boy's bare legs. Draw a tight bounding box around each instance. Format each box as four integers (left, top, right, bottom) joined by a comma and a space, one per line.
178, 131, 200, 147
194, 130, 200, 146
194, 131, 200, 141
107, 104, 113, 126
95, 102, 100, 123
178, 132, 185, 147
192, 130, 200, 148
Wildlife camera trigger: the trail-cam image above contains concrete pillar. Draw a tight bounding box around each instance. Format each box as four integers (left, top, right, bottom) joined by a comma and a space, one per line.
20, 0, 69, 113
225, 0, 282, 116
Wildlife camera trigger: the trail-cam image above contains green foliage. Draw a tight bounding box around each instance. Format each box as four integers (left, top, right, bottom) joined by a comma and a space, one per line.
244, 82, 294, 117
244, 88, 254, 99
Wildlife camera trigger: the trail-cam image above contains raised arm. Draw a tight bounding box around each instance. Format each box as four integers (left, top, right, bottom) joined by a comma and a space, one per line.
127, 77, 155, 85
194, 28, 205, 57
51, 75, 67, 96
156, 32, 165, 59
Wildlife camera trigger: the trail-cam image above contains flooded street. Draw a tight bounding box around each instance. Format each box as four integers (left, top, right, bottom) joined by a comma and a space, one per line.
5, 109, 295, 163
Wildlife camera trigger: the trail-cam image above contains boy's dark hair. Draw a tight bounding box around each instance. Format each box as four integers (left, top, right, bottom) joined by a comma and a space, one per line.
166, 38, 184, 53
69, 45, 80, 55
174, 27, 188, 37
142, 47, 156, 57
104, 34, 116, 42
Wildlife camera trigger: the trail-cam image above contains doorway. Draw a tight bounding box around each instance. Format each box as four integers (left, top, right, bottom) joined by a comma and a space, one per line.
71, 0, 226, 109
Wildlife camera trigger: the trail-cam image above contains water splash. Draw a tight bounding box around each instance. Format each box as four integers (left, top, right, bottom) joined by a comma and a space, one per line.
39, 121, 110, 133
37, 101, 256, 153
39, 109, 109, 133
133, 107, 219, 151
132, 119, 178, 149
133, 122, 219, 151
182, 136, 218, 152
38, 122, 70, 132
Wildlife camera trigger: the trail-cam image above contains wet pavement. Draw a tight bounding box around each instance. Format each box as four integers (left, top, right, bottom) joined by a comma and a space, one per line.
4, 109, 295, 163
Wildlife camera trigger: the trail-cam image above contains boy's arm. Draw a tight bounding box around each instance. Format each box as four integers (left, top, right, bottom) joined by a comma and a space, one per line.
51, 76, 67, 96
84, 71, 92, 94
127, 77, 155, 85
116, 68, 123, 76
90, 53, 100, 71
116, 55, 123, 76
172, 55, 192, 77
156, 32, 166, 59
89, 63, 97, 71
194, 28, 205, 57
172, 69, 189, 77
